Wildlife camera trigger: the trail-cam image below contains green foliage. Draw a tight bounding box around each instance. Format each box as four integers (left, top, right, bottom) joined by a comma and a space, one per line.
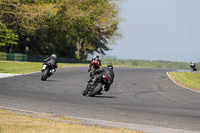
0, 0, 121, 59
0, 24, 18, 48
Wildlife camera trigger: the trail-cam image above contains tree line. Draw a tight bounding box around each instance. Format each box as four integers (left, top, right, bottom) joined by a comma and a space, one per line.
0, 0, 122, 59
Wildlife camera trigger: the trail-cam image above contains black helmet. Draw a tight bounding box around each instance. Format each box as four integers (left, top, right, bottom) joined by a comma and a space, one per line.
51, 54, 57, 58
107, 65, 113, 70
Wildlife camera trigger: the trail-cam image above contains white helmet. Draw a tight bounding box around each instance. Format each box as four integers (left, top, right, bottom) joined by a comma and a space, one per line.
96, 54, 100, 58
51, 54, 57, 58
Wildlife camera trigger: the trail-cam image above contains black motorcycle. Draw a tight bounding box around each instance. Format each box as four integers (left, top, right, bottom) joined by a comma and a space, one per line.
41, 63, 54, 81
82, 74, 110, 97
190, 63, 197, 71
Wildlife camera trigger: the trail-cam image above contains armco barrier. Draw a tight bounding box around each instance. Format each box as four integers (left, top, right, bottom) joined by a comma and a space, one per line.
0, 52, 7, 60
15, 53, 27, 61
27, 55, 49, 62
0, 52, 89, 63
0, 52, 27, 61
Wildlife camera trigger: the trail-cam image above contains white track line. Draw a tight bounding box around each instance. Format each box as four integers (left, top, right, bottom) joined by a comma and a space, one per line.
0, 73, 21, 78
0, 71, 41, 79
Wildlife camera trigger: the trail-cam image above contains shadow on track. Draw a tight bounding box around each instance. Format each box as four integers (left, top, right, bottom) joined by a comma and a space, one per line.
42, 80, 59, 82
93, 96, 115, 98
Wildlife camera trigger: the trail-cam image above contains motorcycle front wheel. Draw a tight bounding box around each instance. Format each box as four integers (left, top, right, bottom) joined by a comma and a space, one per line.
82, 88, 89, 96
41, 69, 49, 81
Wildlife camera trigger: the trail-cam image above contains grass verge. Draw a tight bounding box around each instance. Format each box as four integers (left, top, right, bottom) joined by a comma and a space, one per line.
0, 109, 143, 133
0, 61, 89, 74
168, 72, 200, 92
0, 61, 137, 74
0, 61, 141, 74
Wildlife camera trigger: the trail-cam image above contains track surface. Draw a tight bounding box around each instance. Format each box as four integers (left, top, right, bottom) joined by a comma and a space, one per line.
0, 67, 200, 132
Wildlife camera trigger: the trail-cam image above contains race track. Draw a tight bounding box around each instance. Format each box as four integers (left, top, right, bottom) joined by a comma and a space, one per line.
0, 67, 200, 133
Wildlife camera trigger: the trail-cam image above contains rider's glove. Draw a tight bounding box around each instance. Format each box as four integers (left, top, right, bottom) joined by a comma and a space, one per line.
88, 69, 91, 72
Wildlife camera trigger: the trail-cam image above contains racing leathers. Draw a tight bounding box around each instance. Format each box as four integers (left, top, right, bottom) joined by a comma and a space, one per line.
42, 56, 58, 73
92, 67, 115, 92
88, 56, 101, 72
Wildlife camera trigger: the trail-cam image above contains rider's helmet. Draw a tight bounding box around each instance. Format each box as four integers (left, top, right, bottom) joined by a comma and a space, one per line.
51, 54, 57, 58
190, 62, 195, 66
107, 65, 113, 70
96, 54, 100, 59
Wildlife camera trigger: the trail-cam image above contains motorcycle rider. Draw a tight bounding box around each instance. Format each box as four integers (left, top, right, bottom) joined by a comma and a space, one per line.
92, 65, 115, 92
190, 62, 197, 71
88, 54, 101, 72
41, 54, 58, 73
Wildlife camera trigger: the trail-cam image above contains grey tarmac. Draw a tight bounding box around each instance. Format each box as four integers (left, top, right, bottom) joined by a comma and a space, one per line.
0, 67, 200, 133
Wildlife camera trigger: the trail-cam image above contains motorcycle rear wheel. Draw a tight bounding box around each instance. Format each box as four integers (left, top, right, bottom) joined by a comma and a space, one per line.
89, 83, 103, 97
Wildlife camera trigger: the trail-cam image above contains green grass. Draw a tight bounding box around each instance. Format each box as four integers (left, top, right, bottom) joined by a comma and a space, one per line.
0, 61, 89, 74
0, 61, 129, 75
0, 61, 42, 74
169, 72, 200, 92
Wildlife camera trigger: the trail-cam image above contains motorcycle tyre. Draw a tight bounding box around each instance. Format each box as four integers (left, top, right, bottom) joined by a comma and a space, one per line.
82, 88, 89, 96
89, 83, 103, 97
41, 69, 49, 81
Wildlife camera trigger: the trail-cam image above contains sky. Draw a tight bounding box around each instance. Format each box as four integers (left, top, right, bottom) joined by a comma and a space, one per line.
105, 0, 200, 62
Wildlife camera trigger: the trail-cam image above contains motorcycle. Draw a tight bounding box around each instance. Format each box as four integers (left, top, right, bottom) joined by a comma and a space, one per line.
89, 60, 100, 77
82, 74, 110, 97
190, 63, 197, 71
41, 63, 54, 81
192, 66, 197, 71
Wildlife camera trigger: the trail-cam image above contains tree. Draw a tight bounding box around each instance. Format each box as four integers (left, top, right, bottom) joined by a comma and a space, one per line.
0, 24, 18, 52
0, 0, 122, 59
65, 0, 121, 59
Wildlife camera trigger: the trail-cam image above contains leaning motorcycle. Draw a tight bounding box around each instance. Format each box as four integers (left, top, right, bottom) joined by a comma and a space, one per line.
41, 63, 54, 81
190, 63, 197, 71
82, 74, 110, 97
192, 66, 197, 71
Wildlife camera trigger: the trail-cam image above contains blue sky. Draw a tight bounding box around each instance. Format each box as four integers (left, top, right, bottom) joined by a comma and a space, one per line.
105, 0, 200, 62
